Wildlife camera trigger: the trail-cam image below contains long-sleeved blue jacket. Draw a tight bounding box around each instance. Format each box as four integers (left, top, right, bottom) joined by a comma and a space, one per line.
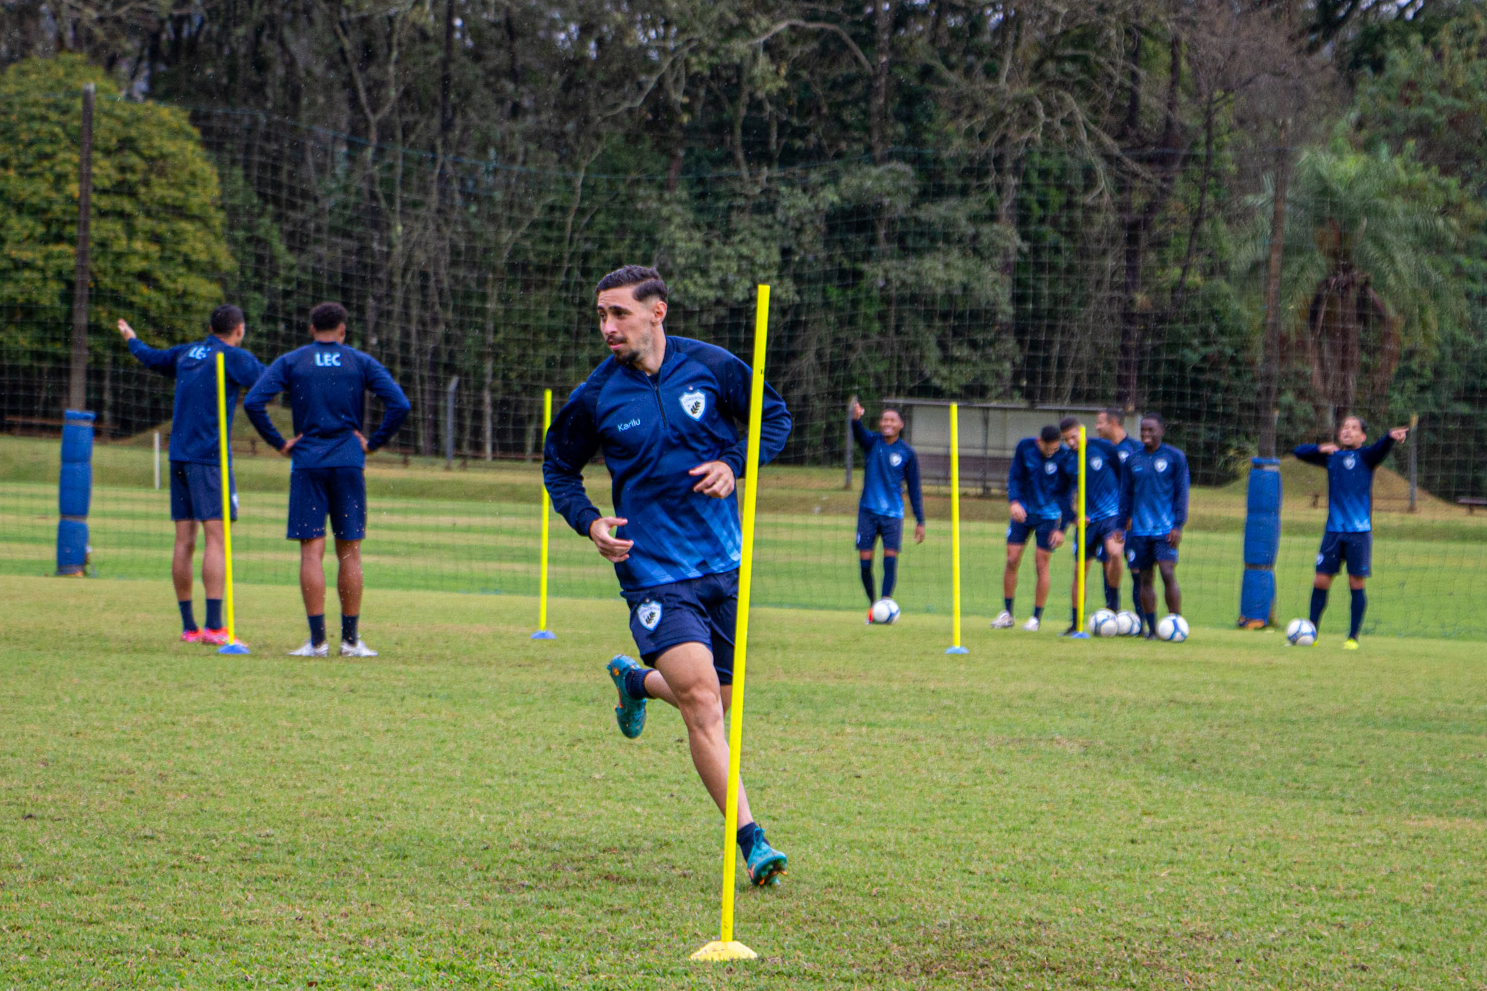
1294, 436, 1395, 533
853, 419, 925, 523
127, 335, 266, 465
1007, 437, 1073, 523
543, 335, 792, 591
1119, 443, 1191, 536
243, 340, 410, 468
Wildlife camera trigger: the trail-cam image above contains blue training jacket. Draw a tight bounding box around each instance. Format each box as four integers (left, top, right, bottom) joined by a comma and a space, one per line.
1080, 436, 1124, 521
127, 335, 266, 465
543, 335, 792, 592
243, 340, 411, 469
1114, 434, 1142, 468
1007, 437, 1073, 523
853, 419, 925, 523
1294, 436, 1395, 533
1119, 443, 1190, 536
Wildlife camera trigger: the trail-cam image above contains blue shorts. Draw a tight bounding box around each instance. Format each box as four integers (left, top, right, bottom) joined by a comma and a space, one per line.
1007, 517, 1061, 551
1317, 531, 1371, 577
856, 508, 904, 552
287, 466, 367, 541
622, 570, 739, 685
169, 461, 237, 522
1075, 515, 1121, 562
1126, 533, 1178, 571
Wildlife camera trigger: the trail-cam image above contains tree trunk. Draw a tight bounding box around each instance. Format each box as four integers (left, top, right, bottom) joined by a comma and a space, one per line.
1257, 135, 1290, 459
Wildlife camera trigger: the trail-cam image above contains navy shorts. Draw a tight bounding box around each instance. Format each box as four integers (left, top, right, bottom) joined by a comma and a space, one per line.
622, 570, 739, 685
1126, 533, 1178, 571
1317, 530, 1371, 577
1075, 515, 1121, 563
856, 508, 904, 552
1007, 517, 1061, 551
287, 466, 367, 541
169, 461, 237, 522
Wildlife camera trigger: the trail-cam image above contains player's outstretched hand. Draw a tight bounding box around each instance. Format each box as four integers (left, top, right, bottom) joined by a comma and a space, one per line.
117, 319, 136, 342
851, 401, 864, 421
1168, 528, 1183, 548
1390, 426, 1409, 442
1318, 443, 1339, 455
689, 461, 736, 499
354, 430, 369, 453
1049, 529, 1065, 550
914, 523, 926, 544
280, 434, 302, 457
1009, 501, 1027, 524
589, 516, 633, 563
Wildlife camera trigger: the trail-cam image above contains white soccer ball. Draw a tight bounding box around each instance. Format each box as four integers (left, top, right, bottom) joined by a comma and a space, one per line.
871, 597, 901, 625
1285, 617, 1317, 646
1088, 609, 1119, 637
1156, 614, 1189, 642
1115, 611, 1140, 637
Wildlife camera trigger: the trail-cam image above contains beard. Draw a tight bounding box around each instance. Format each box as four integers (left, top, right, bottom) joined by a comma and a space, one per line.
610, 327, 653, 367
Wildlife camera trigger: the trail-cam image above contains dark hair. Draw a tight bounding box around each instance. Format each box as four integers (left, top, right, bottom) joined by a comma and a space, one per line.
1040, 425, 1061, 443
596, 265, 668, 304
880, 407, 902, 420
209, 304, 244, 337
310, 302, 348, 332
1342, 415, 1367, 435
1101, 408, 1124, 425
1141, 411, 1165, 427
1058, 416, 1080, 433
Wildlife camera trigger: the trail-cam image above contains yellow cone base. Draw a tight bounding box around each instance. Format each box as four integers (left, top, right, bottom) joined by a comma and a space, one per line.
690, 940, 758, 962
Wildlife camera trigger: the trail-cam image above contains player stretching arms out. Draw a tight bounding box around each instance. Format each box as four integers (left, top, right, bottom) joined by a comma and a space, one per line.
1059, 416, 1124, 635
543, 266, 794, 886
1097, 408, 1145, 632
1117, 413, 1189, 639
993, 425, 1071, 632
118, 306, 265, 645
850, 401, 925, 619
244, 303, 410, 658
1294, 416, 1409, 648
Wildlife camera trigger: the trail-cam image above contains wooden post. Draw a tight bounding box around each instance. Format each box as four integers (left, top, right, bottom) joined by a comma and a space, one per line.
68, 83, 96, 412
844, 394, 857, 489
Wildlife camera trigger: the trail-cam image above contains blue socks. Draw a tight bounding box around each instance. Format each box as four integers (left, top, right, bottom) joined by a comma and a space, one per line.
178, 600, 197, 633
736, 822, 764, 858
881, 556, 898, 599
623, 666, 652, 700
1132, 577, 1143, 620
1310, 587, 1328, 627
308, 614, 326, 647
1349, 589, 1366, 639
1004, 597, 1014, 614
1104, 581, 1119, 612
860, 559, 875, 604
1144, 611, 1158, 633
1033, 605, 1044, 621
205, 598, 223, 630
341, 614, 359, 645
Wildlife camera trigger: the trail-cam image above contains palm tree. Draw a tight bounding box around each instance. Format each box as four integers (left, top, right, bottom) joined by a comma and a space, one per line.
1245, 141, 1464, 432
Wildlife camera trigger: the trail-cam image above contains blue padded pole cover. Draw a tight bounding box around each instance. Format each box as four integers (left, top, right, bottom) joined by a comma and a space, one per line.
56, 409, 95, 575
1239, 457, 1281, 626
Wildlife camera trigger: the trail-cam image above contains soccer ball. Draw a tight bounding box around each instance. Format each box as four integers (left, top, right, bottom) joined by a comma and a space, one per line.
1285, 617, 1317, 646
871, 597, 901, 625
1156, 614, 1189, 642
1115, 611, 1140, 637
1088, 609, 1119, 637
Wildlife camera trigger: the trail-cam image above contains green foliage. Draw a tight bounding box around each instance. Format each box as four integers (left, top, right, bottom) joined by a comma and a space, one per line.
0, 56, 233, 362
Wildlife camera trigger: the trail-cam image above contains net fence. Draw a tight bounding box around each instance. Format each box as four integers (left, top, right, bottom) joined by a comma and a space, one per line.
3, 92, 1486, 638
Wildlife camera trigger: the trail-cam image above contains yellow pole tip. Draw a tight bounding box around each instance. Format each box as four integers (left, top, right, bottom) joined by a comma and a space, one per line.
690, 941, 758, 962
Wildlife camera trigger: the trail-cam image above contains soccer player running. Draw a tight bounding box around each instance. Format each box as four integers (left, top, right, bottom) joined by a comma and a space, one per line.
1294, 416, 1409, 649
117, 306, 266, 645
993, 425, 1072, 632
1058, 416, 1125, 636
1097, 407, 1146, 633
850, 401, 926, 620
244, 302, 410, 658
543, 265, 793, 886
1117, 413, 1190, 639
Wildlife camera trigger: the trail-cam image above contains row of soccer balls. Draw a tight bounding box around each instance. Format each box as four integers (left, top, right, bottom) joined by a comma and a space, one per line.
867, 599, 1194, 642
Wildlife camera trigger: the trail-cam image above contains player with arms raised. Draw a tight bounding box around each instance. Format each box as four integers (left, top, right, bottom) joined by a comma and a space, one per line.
544, 266, 794, 886
1117, 413, 1189, 639
117, 305, 265, 645
1294, 416, 1409, 648
244, 302, 410, 658
850, 401, 925, 619
993, 425, 1071, 632
1059, 416, 1124, 635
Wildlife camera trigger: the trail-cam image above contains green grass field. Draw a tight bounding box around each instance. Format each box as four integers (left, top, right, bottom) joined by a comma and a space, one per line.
2, 576, 1484, 989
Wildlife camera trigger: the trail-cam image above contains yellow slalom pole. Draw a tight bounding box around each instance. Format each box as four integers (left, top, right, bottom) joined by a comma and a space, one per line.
691, 285, 770, 964
945, 403, 967, 655
1075, 425, 1088, 637
531, 389, 556, 640
215, 352, 248, 654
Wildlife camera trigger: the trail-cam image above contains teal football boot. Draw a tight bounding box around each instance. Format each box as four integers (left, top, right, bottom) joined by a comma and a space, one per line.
606, 654, 648, 739
744, 837, 788, 887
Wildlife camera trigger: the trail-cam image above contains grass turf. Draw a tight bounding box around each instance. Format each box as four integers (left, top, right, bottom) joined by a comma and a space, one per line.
2, 575, 1484, 988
